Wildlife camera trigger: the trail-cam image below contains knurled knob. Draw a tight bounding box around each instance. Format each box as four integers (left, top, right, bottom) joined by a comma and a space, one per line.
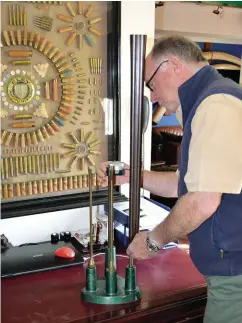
106, 161, 125, 176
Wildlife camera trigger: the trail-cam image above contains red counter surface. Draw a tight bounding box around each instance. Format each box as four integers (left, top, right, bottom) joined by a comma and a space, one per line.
1, 248, 207, 323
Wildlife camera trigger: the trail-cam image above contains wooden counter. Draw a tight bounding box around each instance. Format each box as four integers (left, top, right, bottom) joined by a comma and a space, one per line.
1, 248, 207, 323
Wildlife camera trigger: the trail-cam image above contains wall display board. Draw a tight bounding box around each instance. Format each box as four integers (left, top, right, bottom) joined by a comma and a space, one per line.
1, 1, 120, 209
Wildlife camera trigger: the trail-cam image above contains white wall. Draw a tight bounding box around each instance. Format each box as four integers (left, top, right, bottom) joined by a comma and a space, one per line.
0, 206, 100, 246
120, 1, 155, 198
155, 2, 242, 44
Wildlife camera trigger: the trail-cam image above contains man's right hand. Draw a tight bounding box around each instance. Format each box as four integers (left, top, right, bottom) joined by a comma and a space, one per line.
97, 161, 130, 187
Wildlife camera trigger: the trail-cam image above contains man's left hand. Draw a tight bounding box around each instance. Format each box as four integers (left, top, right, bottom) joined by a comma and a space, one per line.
126, 232, 158, 260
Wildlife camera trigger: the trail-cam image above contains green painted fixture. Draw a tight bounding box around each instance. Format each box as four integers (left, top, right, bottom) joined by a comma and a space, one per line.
81, 162, 141, 305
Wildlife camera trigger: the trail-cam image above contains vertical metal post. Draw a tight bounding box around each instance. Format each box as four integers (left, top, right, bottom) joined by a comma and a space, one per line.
88, 167, 95, 268
129, 35, 147, 243
108, 165, 115, 272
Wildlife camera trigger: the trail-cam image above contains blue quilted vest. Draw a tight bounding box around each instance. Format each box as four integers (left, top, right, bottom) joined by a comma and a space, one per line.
178, 66, 242, 276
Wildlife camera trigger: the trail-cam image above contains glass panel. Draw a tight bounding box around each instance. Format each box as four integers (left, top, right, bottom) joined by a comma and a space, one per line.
0, 1, 119, 204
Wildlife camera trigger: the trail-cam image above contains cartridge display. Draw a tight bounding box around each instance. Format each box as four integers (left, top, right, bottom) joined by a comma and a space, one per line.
1, 1, 109, 201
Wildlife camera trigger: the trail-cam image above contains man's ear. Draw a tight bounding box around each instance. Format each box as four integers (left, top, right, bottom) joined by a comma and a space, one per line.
169, 56, 183, 76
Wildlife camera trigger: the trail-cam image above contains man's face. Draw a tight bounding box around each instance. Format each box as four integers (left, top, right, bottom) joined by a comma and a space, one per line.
145, 54, 180, 113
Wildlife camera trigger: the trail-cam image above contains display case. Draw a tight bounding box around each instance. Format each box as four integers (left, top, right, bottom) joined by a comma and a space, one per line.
1, 1, 122, 218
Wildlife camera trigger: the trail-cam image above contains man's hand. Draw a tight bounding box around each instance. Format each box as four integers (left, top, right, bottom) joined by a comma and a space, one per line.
126, 232, 159, 260
97, 161, 130, 187
126, 192, 221, 260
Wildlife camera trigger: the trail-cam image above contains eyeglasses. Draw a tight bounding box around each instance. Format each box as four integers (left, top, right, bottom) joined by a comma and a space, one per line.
146, 60, 169, 91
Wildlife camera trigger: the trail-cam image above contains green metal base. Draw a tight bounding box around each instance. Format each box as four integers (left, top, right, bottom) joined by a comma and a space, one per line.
82, 247, 141, 304
81, 274, 141, 305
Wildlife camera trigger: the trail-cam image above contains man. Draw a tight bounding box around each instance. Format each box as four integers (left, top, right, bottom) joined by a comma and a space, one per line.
98, 35, 242, 323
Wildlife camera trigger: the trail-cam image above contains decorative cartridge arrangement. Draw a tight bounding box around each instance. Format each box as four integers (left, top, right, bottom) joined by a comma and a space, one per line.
1, 1, 109, 202
8, 5, 27, 26
57, 2, 102, 50
89, 57, 103, 74
1, 153, 61, 179
33, 16, 53, 31
61, 129, 101, 171
1, 173, 95, 199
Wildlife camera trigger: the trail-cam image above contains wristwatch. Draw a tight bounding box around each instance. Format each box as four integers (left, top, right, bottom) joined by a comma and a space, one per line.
146, 232, 161, 253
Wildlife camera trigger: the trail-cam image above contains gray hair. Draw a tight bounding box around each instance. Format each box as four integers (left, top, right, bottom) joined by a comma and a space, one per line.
152, 35, 207, 64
